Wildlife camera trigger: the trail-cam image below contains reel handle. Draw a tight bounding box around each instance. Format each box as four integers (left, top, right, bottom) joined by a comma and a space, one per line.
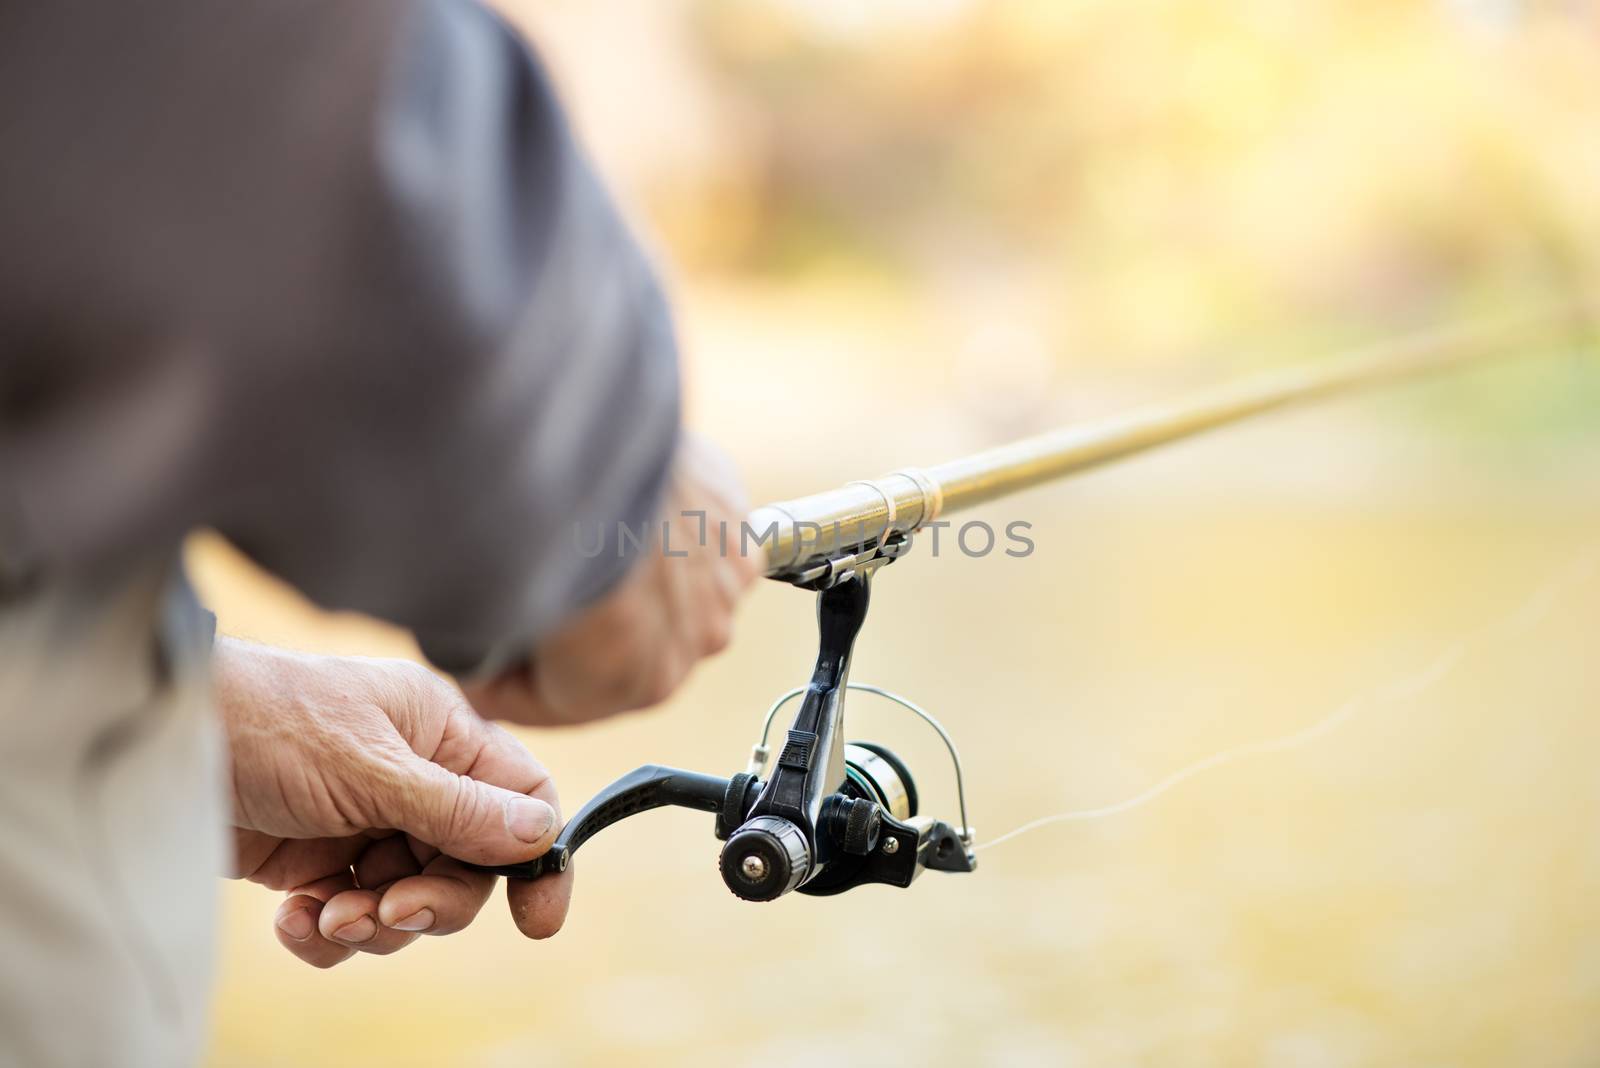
468, 765, 733, 880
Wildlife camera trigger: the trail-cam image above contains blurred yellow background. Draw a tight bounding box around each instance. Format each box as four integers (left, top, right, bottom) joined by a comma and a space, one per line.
200, 1, 1599, 1064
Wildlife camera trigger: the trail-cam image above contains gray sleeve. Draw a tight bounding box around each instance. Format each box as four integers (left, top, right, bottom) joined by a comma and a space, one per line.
0, 0, 679, 675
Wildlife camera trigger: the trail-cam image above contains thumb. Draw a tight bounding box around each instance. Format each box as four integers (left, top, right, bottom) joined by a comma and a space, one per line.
386, 759, 559, 866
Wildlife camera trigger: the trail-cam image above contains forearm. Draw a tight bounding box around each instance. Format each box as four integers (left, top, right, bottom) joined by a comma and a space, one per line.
0, 0, 679, 672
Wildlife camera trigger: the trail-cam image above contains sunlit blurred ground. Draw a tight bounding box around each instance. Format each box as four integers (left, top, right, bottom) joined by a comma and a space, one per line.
197, 277, 1599, 1067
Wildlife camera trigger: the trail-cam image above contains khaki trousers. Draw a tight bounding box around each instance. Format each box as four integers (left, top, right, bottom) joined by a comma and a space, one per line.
0, 563, 224, 1067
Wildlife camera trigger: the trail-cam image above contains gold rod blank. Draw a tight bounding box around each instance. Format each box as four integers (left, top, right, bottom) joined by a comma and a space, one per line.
749, 306, 1584, 575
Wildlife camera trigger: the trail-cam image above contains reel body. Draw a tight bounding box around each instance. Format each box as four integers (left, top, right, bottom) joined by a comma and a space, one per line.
472, 549, 976, 902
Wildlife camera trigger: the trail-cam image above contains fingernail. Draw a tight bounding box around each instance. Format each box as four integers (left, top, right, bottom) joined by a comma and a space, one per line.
390, 908, 435, 933
276, 908, 314, 942
332, 916, 377, 944
507, 797, 555, 844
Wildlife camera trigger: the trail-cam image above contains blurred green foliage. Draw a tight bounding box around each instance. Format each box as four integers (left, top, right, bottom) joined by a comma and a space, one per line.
661, 0, 1600, 438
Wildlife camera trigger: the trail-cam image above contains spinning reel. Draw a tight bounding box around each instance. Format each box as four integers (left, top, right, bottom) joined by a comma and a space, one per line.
474, 538, 977, 901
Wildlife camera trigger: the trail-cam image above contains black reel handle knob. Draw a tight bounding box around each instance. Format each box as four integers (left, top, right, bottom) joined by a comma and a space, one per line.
719, 816, 811, 901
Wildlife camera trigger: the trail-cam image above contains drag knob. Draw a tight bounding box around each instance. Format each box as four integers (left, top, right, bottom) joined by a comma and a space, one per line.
719, 816, 812, 901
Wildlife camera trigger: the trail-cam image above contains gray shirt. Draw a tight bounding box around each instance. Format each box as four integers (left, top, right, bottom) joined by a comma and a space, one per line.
0, 0, 680, 675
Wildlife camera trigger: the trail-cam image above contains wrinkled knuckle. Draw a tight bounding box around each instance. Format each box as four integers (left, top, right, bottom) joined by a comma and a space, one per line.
406, 660, 456, 701
441, 775, 483, 840
484, 720, 519, 751
370, 659, 433, 722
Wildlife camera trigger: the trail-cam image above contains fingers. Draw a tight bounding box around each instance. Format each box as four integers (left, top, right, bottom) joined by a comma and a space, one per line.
572, 566, 677, 714
232, 827, 282, 880
381, 759, 559, 867
366, 702, 562, 867
375, 858, 496, 936
681, 432, 764, 580
679, 432, 751, 516
274, 873, 358, 969
498, 747, 573, 939
459, 662, 555, 727
726, 522, 767, 586
256, 658, 577, 967
358, 760, 565, 943
286, 852, 566, 953
317, 887, 419, 955
244, 833, 368, 891
461, 436, 759, 728
273, 837, 507, 966
349, 690, 568, 940
350, 831, 422, 890
348, 832, 496, 937
428, 707, 550, 794
277, 866, 562, 965
506, 860, 574, 940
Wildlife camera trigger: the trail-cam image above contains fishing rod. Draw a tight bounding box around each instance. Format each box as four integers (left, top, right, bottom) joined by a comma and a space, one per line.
476, 305, 1584, 903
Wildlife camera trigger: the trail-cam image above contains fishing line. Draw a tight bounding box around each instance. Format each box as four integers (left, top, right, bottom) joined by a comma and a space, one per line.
976, 545, 1599, 853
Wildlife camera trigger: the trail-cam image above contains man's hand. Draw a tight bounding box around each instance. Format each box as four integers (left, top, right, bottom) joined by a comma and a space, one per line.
218, 639, 570, 968
464, 435, 764, 726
